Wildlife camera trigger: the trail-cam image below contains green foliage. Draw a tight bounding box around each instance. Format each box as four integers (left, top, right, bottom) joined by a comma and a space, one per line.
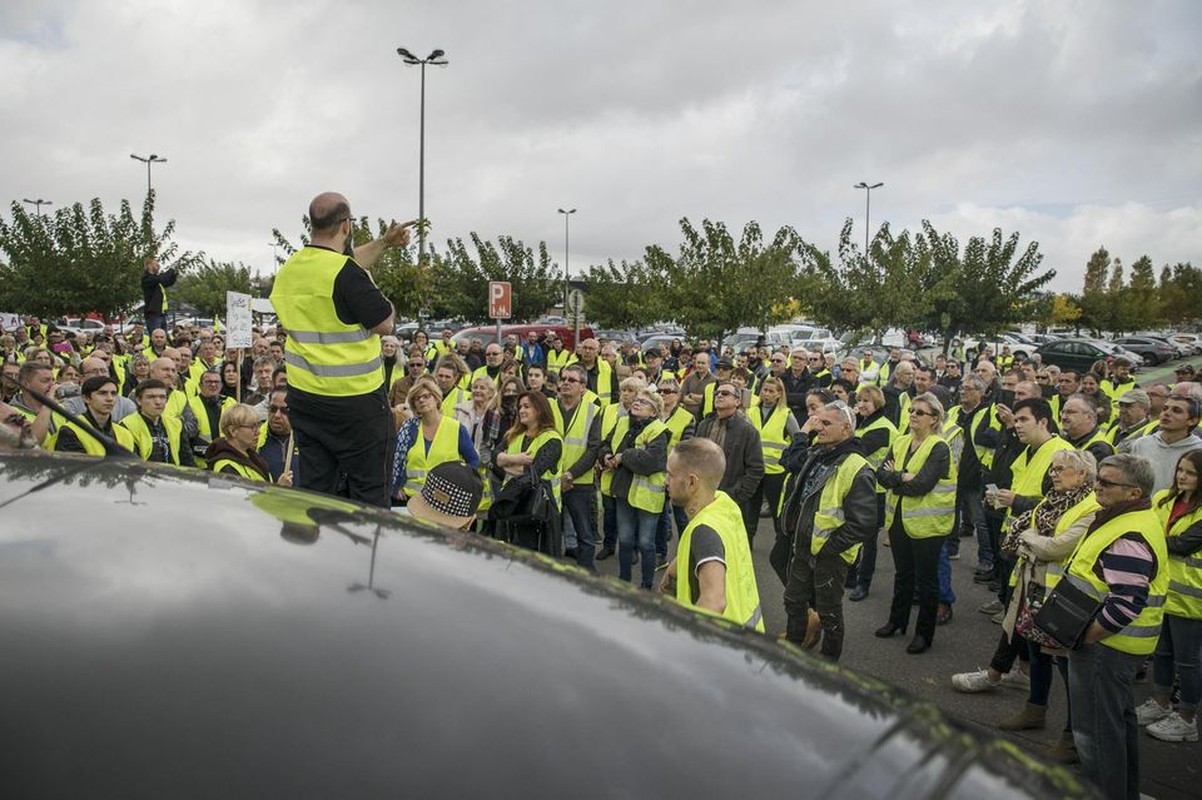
582, 259, 664, 330
0, 192, 196, 319
172, 259, 255, 319
1159, 262, 1202, 326
1078, 247, 1111, 334
645, 218, 801, 341
431, 233, 561, 324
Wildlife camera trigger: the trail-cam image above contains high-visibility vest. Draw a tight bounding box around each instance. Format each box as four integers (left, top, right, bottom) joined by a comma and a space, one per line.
1060, 507, 1168, 655
811, 453, 873, 564
996, 354, 1014, 372
1073, 426, 1114, 458
552, 399, 599, 486
404, 416, 464, 496
270, 246, 384, 396
53, 418, 136, 457
440, 386, 470, 416
748, 403, 790, 475
877, 361, 892, 387
118, 412, 184, 466
164, 389, 189, 424
673, 491, 765, 632
942, 418, 964, 479
895, 390, 912, 431
1008, 435, 1074, 521
503, 428, 563, 511
625, 419, 668, 514
1107, 417, 1156, 447
1102, 377, 1136, 400
1027, 492, 1101, 590
702, 382, 716, 417
883, 434, 957, 539
188, 394, 235, 445
598, 404, 627, 496
211, 457, 268, 482
1152, 489, 1202, 620
963, 403, 1000, 469
591, 360, 615, 405
856, 415, 897, 496
546, 348, 573, 377
470, 365, 500, 389
663, 406, 693, 454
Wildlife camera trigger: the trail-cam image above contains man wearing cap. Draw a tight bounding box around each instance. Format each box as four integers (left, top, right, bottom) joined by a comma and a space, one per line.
406, 462, 485, 530
1101, 356, 1137, 400
1109, 388, 1155, 449
1174, 364, 1197, 389
700, 357, 735, 418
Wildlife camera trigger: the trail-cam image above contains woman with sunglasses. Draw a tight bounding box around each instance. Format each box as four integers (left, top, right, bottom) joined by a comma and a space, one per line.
654, 379, 696, 566
874, 393, 956, 654
748, 376, 800, 541
1139, 450, 1202, 742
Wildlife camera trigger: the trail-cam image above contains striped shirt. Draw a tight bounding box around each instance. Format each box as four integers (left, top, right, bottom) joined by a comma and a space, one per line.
1090, 503, 1156, 634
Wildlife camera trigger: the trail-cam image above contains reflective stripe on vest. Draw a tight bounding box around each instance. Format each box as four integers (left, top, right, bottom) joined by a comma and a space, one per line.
811, 453, 872, 564
856, 415, 897, 496
673, 491, 765, 632
270, 246, 384, 396
884, 433, 956, 539
53, 418, 136, 457
749, 403, 790, 475
1153, 489, 1202, 620
404, 416, 464, 496
627, 419, 668, 514
1062, 507, 1169, 654
553, 399, 598, 486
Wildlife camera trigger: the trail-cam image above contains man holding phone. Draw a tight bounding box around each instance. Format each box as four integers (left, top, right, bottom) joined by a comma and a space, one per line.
270, 192, 414, 507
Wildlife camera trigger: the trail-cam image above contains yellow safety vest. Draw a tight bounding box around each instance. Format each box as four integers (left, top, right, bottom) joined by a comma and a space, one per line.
963, 403, 1000, 469
896, 390, 912, 432
118, 412, 184, 466
440, 386, 470, 416
53, 418, 136, 457
546, 348, 573, 377
598, 404, 627, 496
1106, 417, 1156, 447
211, 457, 268, 482
1152, 489, 1202, 620
188, 394, 235, 444
404, 416, 464, 496
1027, 492, 1101, 590
503, 428, 563, 511
1102, 378, 1136, 400
270, 246, 384, 396
1061, 507, 1168, 655
749, 403, 790, 475
811, 453, 873, 564
625, 419, 668, 514
1009, 435, 1074, 521
673, 491, 764, 632
1074, 427, 1113, 457
663, 406, 693, 454
856, 415, 897, 496
552, 399, 599, 486
883, 434, 957, 539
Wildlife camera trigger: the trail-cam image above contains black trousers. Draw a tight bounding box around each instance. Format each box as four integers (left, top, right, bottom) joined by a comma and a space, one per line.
886, 518, 945, 642
290, 386, 393, 508
784, 549, 850, 661
749, 471, 787, 539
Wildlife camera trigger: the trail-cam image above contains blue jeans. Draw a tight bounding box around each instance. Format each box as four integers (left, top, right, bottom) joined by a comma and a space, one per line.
562, 485, 597, 571
616, 498, 657, 588
1068, 643, 1144, 800
601, 494, 617, 550
960, 484, 992, 570
656, 503, 689, 559
1153, 613, 1202, 714
938, 538, 956, 605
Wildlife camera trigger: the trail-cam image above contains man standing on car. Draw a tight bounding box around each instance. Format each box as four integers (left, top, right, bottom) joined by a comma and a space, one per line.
270, 192, 412, 507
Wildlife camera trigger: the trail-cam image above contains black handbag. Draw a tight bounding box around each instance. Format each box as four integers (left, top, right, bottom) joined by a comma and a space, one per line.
1032, 578, 1103, 649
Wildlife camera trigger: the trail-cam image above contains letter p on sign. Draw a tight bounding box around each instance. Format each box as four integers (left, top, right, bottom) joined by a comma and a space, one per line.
489, 281, 512, 319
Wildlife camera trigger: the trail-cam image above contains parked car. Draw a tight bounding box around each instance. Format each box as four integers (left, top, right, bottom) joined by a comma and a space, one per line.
1168, 333, 1202, 355
451, 323, 593, 352
1035, 338, 1141, 373
0, 452, 1090, 798
1110, 336, 1177, 366
640, 333, 685, 354
593, 329, 639, 345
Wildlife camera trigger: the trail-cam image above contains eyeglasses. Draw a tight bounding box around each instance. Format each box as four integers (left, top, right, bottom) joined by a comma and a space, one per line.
659, 388, 678, 394
715, 389, 737, 397
268, 405, 289, 414
559, 377, 581, 384
239, 422, 263, 430
408, 362, 425, 368
1095, 476, 1137, 489
910, 409, 936, 418
1047, 465, 1076, 475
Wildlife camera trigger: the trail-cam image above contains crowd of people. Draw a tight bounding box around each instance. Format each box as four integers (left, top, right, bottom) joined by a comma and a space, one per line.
3, 203, 1202, 798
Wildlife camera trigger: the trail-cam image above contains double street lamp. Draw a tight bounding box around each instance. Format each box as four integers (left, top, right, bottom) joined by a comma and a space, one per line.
396, 47, 448, 268
22, 198, 53, 218
131, 153, 168, 195
854, 181, 884, 254
558, 208, 576, 311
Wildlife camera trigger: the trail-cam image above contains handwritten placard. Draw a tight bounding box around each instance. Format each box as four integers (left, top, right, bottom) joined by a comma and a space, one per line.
225, 292, 253, 349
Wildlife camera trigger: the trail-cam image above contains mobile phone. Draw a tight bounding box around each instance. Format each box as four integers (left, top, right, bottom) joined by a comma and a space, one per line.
986, 483, 1000, 494
999, 389, 1015, 407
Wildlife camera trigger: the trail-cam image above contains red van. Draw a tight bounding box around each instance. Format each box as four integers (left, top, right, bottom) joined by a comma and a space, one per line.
450, 324, 594, 352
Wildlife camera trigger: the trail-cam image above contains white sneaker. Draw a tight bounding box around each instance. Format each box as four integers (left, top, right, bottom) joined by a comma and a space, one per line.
951, 668, 1000, 693
1146, 712, 1198, 742
999, 669, 1030, 690
1135, 697, 1173, 726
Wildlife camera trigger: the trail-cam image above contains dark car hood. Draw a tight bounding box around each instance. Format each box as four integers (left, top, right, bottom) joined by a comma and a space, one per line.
0, 453, 1092, 798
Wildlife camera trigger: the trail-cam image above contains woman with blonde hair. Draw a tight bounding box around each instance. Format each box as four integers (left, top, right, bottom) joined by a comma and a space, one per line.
748, 375, 800, 540
391, 376, 477, 505
205, 403, 289, 485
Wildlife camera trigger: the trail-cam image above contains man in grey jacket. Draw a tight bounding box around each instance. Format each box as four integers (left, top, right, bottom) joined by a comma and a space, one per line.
696, 382, 764, 543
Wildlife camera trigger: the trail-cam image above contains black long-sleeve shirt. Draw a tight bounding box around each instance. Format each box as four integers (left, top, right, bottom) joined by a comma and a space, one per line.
141, 268, 177, 315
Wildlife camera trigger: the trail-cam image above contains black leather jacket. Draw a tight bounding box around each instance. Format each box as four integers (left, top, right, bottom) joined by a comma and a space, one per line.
779, 437, 878, 558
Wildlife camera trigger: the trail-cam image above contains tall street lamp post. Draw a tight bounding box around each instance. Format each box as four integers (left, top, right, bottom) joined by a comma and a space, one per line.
558, 208, 576, 311
131, 153, 168, 196
854, 181, 884, 254
396, 47, 448, 270
22, 198, 52, 218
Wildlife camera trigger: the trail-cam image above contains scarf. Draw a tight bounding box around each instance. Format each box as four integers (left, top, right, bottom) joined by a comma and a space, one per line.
1010, 484, 1092, 542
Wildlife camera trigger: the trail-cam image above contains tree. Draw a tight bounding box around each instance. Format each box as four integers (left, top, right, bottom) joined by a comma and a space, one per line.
582, 259, 664, 330
431, 233, 561, 324
1160, 262, 1202, 326
648, 218, 800, 342
1078, 247, 1111, 335
1126, 255, 1160, 330
1105, 258, 1126, 334
0, 192, 196, 319
172, 259, 255, 319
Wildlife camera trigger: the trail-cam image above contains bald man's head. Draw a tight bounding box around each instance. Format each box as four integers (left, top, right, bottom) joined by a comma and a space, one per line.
309, 192, 351, 236
670, 438, 726, 490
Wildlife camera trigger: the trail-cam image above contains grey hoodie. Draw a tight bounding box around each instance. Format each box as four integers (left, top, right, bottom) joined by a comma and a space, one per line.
1125, 431, 1202, 493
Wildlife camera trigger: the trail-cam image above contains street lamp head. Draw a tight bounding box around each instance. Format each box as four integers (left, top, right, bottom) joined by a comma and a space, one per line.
428, 49, 445, 59
558, 208, 576, 215
870, 182, 883, 189
397, 47, 415, 59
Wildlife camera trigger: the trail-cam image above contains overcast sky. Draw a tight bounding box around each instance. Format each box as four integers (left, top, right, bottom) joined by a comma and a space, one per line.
3, 0, 1200, 297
